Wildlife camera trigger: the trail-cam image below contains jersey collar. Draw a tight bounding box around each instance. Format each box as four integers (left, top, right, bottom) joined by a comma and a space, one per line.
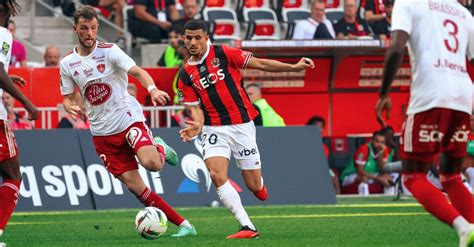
74, 41, 98, 59
188, 41, 211, 66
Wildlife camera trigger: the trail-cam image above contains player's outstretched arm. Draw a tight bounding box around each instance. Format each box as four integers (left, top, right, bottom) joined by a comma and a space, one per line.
376, 30, 409, 127
0, 63, 38, 120
179, 104, 204, 142
246, 57, 315, 72
128, 66, 170, 106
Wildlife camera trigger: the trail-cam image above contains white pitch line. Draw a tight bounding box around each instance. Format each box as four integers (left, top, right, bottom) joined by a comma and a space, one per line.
251, 212, 428, 219
9, 212, 429, 225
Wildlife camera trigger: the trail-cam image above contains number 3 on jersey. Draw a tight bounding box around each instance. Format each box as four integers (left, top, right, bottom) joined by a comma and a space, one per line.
443, 19, 459, 54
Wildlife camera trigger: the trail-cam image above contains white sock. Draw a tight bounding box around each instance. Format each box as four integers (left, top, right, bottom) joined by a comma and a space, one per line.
179, 220, 192, 229
453, 216, 470, 237
358, 182, 369, 196
260, 177, 264, 189
217, 180, 256, 230
383, 186, 395, 195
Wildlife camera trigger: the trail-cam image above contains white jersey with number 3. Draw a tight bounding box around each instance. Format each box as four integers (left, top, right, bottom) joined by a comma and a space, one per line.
392, 0, 474, 115
59, 42, 145, 136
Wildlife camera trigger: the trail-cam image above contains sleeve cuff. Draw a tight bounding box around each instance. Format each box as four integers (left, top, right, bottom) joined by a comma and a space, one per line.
242, 52, 253, 69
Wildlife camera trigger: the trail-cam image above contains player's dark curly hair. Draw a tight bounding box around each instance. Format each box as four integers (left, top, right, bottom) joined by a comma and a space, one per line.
0, 0, 21, 16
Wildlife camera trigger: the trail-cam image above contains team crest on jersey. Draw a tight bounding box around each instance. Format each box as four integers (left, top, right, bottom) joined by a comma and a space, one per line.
84, 82, 112, 106
97, 63, 105, 73
211, 58, 220, 67
2, 42, 10, 55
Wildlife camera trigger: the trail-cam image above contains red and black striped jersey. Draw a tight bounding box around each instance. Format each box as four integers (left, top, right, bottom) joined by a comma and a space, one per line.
178, 44, 258, 126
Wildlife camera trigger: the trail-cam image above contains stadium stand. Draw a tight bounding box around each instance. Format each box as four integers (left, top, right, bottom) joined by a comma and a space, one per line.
202, 7, 241, 40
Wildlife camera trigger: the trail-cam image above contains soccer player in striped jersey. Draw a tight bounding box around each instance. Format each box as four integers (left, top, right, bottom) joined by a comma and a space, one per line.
178, 19, 314, 239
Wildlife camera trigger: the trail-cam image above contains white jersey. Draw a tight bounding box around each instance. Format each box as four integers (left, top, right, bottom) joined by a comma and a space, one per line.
59, 42, 145, 136
392, 0, 474, 115
0, 27, 12, 121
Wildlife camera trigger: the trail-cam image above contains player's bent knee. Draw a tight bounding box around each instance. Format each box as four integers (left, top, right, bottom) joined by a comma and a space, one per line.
209, 171, 227, 187
142, 159, 164, 172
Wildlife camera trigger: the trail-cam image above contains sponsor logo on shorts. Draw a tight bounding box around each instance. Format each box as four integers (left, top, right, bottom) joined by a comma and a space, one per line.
419, 130, 444, 143
84, 82, 112, 106
126, 127, 143, 149
238, 148, 258, 157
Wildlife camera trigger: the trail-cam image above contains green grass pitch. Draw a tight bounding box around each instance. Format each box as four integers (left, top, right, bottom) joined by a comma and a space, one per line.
2, 197, 458, 246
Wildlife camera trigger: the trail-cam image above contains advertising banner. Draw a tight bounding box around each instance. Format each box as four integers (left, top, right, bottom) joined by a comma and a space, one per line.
11, 127, 335, 211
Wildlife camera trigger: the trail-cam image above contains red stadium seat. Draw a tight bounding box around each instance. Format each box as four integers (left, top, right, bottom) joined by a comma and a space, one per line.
203, 7, 241, 40
243, 8, 280, 39
203, 0, 232, 8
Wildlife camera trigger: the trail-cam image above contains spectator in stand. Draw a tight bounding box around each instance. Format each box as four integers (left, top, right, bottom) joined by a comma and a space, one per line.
7, 20, 26, 67
245, 83, 285, 127
339, 130, 398, 195
2, 92, 32, 130
43, 46, 61, 67
334, 0, 373, 40
174, 0, 200, 27
306, 115, 341, 194
372, 0, 394, 41
292, 0, 335, 40
182, 0, 199, 21
130, 0, 180, 43
157, 25, 184, 67
364, 0, 386, 24
81, 0, 128, 47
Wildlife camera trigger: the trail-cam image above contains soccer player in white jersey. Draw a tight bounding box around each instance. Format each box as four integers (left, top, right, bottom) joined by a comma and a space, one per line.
59, 6, 196, 237
376, 0, 474, 245
0, 1, 39, 246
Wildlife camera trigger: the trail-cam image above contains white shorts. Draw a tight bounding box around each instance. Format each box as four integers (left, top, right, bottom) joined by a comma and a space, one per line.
201, 121, 261, 170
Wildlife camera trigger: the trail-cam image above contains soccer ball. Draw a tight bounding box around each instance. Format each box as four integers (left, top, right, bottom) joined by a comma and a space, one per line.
135, 207, 168, 239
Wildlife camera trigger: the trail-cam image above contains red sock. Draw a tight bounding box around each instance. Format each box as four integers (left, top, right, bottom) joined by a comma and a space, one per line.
441, 173, 474, 223
0, 179, 21, 230
155, 145, 165, 163
137, 187, 184, 226
403, 172, 460, 225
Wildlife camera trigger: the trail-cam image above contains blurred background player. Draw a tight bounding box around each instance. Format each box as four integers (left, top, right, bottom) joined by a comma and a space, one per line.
0, 1, 39, 246
245, 83, 285, 127
376, 0, 474, 245
178, 19, 314, 239
59, 6, 196, 238
340, 130, 397, 195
